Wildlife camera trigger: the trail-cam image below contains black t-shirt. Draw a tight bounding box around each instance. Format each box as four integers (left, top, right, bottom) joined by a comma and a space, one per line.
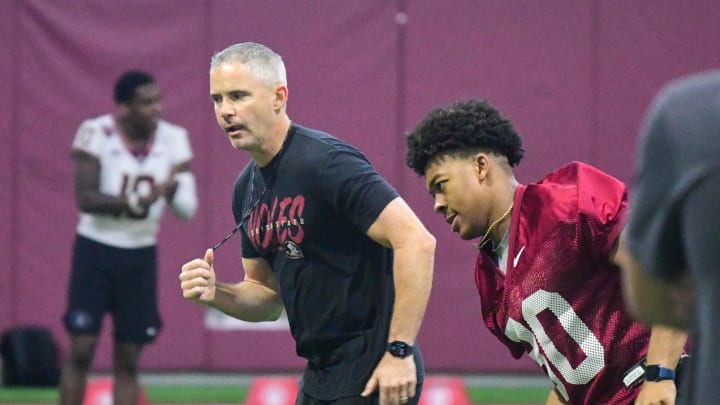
232, 124, 424, 399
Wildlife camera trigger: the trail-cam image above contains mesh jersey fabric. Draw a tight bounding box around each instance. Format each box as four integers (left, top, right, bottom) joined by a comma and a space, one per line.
475, 161, 650, 404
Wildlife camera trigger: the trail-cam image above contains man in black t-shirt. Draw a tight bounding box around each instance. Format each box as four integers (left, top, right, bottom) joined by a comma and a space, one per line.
179, 42, 436, 405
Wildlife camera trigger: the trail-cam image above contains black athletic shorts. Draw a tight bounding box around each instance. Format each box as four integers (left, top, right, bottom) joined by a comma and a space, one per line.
63, 235, 162, 345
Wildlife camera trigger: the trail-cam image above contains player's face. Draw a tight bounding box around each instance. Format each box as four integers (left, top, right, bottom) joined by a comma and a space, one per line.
209, 62, 285, 152
124, 83, 162, 135
425, 155, 491, 240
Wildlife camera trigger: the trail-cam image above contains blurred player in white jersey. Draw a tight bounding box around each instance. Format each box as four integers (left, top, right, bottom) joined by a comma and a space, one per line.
59, 71, 198, 405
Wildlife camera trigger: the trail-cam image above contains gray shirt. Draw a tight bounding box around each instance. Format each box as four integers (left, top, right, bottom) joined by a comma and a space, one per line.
626, 70, 720, 405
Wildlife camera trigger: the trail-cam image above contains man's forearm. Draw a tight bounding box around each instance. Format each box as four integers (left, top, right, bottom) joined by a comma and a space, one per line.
209, 281, 284, 322
386, 237, 435, 344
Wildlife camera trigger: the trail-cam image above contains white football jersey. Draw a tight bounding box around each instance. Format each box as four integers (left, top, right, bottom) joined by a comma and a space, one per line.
72, 114, 193, 248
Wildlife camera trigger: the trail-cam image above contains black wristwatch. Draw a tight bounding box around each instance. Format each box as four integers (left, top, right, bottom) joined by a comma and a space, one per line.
645, 365, 676, 382
387, 341, 414, 358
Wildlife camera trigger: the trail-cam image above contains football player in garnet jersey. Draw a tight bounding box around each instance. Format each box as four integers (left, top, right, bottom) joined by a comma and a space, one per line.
405, 99, 687, 405
60, 71, 197, 405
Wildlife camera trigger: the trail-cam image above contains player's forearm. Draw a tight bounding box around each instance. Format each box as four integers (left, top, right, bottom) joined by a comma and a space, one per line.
387, 234, 435, 343
645, 325, 688, 368
77, 192, 131, 215
209, 281, 284, 322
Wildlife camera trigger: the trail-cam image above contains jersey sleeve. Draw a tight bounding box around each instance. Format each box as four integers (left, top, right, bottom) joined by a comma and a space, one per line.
168, 125, 193, 164
315, 148, 399, 233
575, 163, 629, 260
71, 119, 105, 157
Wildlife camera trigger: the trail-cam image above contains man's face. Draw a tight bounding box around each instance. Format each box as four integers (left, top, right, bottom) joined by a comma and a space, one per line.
425, 155, 490, 240
209, 62, 283, 151
123, 82, 162, 136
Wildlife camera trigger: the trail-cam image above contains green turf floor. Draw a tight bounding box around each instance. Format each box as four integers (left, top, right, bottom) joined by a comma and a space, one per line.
0, 385, 548, 404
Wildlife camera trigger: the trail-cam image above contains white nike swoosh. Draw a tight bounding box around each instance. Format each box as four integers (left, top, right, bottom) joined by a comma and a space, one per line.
513, 245, 526, 268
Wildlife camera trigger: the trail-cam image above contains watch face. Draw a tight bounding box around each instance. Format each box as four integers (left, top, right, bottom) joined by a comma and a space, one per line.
388, 341, 413, 358
392, 342, 408, 355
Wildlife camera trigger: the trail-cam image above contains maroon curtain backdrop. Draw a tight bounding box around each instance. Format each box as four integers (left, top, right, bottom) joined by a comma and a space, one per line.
1, 0, 718, 372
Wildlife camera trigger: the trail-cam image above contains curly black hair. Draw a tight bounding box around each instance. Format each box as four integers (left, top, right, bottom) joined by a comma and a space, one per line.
405, 99, 524, 175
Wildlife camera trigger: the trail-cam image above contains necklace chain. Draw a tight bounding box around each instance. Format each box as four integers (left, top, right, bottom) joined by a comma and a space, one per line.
476, 202, 514, 250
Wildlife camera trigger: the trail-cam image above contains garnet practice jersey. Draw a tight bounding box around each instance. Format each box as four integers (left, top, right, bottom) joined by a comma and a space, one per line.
71, 114, 193, 248
233, 124, 423, 400
475, 162, 650, 404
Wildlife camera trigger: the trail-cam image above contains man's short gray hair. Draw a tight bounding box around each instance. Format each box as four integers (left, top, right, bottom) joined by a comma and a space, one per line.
210, 42, 287, 88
